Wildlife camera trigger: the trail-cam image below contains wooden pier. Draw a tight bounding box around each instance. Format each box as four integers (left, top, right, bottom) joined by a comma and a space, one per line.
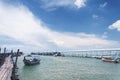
0, 55, 13, 80
0, 48, 21, 80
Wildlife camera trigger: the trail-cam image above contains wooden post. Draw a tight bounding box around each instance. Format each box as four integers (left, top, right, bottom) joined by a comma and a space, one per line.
0, 47, 1, 53
4, 47, 6, 54
11, 50, 13, 54
11, 50, 13, 57
14, 49, 19, 68
12, 49, 19, 80
3, 47, 6, 61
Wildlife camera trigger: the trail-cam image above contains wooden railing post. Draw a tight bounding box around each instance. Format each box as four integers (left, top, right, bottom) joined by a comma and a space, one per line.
0, 47, 1, 53
12, 49, 20, 80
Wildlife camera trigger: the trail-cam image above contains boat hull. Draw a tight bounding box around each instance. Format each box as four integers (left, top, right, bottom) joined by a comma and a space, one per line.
102, 58, 118, 63
23, 59, 40, 65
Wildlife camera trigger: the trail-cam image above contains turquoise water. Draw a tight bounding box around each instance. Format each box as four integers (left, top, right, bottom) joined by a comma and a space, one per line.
18, 56, 120, 80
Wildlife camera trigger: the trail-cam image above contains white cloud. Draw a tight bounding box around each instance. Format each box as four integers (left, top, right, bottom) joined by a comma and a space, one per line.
102, 32, 108, 39
0, 2, 48, 48
92, 14, 98, 19
0, 1, 119, 52
108, 20, 120, 31
100, 2, 108, 8
40, 0, 86, 10
74, 0, 86, 8
48, 32, 118, 48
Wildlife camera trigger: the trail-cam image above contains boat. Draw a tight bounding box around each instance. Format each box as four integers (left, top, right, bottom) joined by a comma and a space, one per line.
102, 56, 112, 59
23, 55, 40, 65
102, 57, 120, 63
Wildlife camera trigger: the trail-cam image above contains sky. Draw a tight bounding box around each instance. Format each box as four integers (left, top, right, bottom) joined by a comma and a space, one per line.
0, 0, 120, 52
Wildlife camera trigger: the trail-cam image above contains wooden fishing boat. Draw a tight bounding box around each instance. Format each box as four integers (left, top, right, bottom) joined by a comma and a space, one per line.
23, 55, 40, 65
102, 57, 119, 63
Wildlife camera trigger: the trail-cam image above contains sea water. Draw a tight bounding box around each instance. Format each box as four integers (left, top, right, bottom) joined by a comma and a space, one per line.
18, 56, 120, 80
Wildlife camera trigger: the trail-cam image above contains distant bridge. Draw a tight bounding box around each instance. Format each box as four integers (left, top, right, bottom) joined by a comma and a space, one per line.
61, 49, 120, 57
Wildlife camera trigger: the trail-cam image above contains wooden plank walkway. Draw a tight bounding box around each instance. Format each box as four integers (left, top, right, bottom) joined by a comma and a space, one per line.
0, 56, 13, 80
